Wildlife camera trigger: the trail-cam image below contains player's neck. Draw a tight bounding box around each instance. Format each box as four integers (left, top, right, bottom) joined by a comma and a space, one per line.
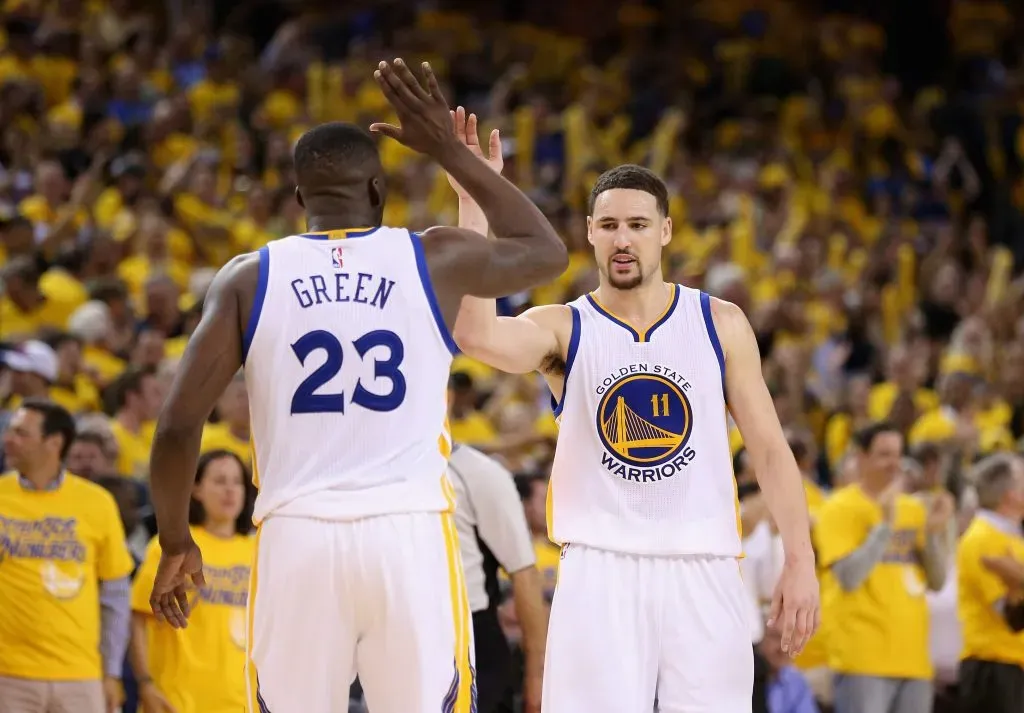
594, 279, 672, 324
305, 212, 380, 233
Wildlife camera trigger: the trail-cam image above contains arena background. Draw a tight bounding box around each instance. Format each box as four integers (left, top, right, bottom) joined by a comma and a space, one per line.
1, 0, 1024, 711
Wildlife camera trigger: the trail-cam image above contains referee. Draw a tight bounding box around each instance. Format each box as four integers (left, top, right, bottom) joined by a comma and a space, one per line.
447, 444, 549, 713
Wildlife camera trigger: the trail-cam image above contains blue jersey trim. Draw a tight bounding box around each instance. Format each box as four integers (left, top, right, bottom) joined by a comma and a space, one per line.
410, 231, 459, 356
241, 246, 270, 363
700, 291, 727, 399
551, 306, 581, 417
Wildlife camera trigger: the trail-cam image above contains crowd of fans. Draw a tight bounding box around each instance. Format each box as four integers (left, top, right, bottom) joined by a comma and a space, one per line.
3, 0, 1024, 712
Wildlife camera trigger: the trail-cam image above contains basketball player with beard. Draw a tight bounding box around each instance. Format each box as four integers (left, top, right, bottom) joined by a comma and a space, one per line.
448, 111, 819, 713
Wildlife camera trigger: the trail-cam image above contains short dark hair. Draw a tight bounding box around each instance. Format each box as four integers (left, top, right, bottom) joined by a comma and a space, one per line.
293, 122, 381, 188
448, 371, 474, 392
514, 472, 547, 501
20, 398, 76, 460
588, 164, 669, 217
105, 366, 156, 414
853, 421, 902, 453
910, 442, 941, 466
187, 450, 255, 535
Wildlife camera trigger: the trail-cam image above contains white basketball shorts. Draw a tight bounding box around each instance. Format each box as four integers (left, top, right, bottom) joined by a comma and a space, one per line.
543, 544, 753, 713
245, 512, 476, 713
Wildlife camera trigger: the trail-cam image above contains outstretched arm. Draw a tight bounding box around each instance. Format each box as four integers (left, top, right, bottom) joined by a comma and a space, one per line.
150, 254, 254, 549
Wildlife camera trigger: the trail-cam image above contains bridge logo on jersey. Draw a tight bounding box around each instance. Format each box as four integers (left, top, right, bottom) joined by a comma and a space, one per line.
330, 245, 344, 268
595, 366, 697, 482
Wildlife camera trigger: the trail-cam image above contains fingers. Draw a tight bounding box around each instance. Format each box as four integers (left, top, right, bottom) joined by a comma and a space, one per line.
488, 128, 502, 161
377, 59, 426, 111
778, 599, 798, 655
373, 64, 413, 114
790, 605, 813, 657
466, 111, 479, 147
368, 123, 401, 140
766, 586, 782, 629
152, 590, 187, 628
455, 106, 468, 144
174, 583, 191, 619
191, 567, 207, 588
422, 61, 446, 103
391, 57, 431, 103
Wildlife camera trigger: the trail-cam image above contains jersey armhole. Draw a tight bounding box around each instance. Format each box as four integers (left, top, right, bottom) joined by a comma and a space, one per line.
699, 291, 727, 400
241, 245, 270, 363
409, 231, 459, 356
550, 305, 581, 417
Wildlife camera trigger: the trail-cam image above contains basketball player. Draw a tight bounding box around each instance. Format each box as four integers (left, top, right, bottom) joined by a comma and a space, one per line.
146, 59, 568, 713
448, 115, 819, 712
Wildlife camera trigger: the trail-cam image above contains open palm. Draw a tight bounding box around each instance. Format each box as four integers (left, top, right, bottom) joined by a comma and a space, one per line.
446, 106, 502, 198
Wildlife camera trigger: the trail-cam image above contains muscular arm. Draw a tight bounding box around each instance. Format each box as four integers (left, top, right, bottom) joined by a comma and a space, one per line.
713, 298, 814, 563
447, 193, 567, 374
421, 141, 567, 324
149, 254, 255, 548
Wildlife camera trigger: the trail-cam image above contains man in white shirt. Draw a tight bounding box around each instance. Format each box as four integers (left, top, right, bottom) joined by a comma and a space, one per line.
447, 444, 549, 713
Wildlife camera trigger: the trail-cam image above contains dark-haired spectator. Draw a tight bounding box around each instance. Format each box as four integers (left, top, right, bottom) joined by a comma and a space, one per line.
814, 422, 953, 713
0, 398, 133, 713
105, 366, 162, 479
129, 449, 254, 713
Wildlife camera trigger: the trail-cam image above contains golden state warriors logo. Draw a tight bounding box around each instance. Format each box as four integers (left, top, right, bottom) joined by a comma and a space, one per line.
596, 364, 698, 482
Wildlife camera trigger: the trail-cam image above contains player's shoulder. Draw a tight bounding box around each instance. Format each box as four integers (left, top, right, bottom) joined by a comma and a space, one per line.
521, 303, 574, 330
708, 296, 750, 335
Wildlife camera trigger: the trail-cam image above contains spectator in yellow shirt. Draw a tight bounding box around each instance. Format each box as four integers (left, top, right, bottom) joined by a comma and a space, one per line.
106, 367, 163, 479
956, 454, 1024, 713
200, 371, 251, 464
0, 399, 134, 713
130, 450, 255, 713
814, 422, 953, 713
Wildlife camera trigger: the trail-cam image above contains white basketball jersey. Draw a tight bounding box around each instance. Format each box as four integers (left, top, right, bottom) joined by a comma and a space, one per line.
547, 284, 742, 557
243, 227, 456, 524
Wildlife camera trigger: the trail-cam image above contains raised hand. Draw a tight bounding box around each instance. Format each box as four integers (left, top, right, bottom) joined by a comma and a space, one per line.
446, 106, 502, 199
369, 59, 456, 157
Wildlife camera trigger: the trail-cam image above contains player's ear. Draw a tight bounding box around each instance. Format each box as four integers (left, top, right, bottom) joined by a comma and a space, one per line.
294, 186, 304, 209
661, 216, 672, 247
368, 176, 385, 210
586, 215, 595, 246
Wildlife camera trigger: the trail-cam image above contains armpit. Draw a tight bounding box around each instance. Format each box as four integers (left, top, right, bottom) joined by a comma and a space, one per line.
540, 352, 566, 377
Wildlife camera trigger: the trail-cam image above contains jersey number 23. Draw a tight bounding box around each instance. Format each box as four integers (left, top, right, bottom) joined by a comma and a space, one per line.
290, 329, 406, 414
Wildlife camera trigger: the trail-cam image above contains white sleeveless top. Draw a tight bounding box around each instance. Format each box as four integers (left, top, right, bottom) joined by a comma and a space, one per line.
547, 284, 742, 557
243, 227, 455, 524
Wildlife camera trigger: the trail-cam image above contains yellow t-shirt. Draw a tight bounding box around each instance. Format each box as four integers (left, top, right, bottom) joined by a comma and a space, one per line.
868, 383, 939, 422
0, 473, 133, 680
957, 516, 1024, 666
200, 424, 251, 465
49, 375, 101, 414
131, 527, 254, 713
450, 411, 497, 447
813, 484, 931, 678
110, 420, 155, 479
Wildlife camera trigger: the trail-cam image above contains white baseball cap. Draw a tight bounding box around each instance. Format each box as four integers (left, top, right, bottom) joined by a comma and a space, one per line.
1, 340, 58, 382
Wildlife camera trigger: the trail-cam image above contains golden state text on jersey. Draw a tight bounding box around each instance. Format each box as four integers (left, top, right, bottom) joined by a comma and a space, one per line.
594, 363, 698, 482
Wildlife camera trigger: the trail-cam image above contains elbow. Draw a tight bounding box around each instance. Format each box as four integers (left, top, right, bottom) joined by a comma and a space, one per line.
452, 317, 493, 360
542, 235, 570, 280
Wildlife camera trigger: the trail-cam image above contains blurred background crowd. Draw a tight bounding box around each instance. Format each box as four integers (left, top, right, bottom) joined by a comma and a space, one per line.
3, 0, 1024, 711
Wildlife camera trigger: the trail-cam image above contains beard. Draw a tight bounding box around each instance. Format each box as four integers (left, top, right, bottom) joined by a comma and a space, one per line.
605, 254, 643, 290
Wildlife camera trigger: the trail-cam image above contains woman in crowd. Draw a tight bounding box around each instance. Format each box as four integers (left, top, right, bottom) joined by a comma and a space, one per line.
129, 450, 255, 713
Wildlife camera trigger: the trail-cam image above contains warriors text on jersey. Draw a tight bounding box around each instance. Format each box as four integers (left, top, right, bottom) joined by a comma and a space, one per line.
242, 227, 457, 523
547, 284, 742, 556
